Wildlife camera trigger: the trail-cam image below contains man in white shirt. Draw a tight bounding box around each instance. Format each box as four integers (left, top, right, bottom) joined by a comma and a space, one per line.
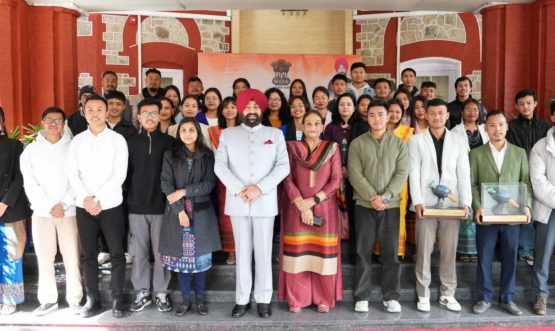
469, 110, 532, 316
408, 99, 471, 312
20, 107, 82, 316
215, 89, 289, 319
67, 95, 128, 319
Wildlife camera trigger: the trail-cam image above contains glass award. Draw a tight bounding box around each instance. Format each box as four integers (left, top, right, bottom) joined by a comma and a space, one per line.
480, 183, 528, 224
422, 181, 467, 219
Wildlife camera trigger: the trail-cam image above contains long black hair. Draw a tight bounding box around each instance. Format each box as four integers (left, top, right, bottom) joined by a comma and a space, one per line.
159, 97, 177, 126
0, 106, 6, 141
171, 117, 210, 162
410, 95, 428, 129
262, 88, 291, 126
218, 97, 241, 128
201, 87, 222, 113
289, 78, 309, 102
163, 85, 182, 111
393, 87, 413, 120
332, 93, 359, 125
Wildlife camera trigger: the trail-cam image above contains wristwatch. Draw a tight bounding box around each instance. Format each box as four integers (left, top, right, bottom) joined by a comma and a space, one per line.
313, 196, 321, 205
381, 195, 389, 204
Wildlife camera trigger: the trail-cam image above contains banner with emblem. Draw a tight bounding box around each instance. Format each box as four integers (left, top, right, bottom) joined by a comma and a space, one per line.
198, 53, 362, 100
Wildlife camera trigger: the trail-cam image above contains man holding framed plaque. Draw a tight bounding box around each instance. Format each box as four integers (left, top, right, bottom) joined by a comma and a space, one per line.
469, 110, 532, 316
408, 99, 471, 312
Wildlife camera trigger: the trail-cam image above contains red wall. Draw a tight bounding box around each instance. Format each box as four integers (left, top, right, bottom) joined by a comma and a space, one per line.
0, 0, 79, 130
354, 13, 482, 81
481, 0, 555, 119
77, 12, 230, 97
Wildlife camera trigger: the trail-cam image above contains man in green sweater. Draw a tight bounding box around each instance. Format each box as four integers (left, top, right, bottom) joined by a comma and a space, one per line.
349, 100, 409, 313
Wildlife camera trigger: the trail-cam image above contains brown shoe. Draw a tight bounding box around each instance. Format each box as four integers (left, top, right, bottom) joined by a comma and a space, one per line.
533, 296, 546, 315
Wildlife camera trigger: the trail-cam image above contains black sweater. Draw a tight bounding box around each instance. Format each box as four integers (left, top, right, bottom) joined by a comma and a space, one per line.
126, 130, 174, 214
507, 114, 551, 158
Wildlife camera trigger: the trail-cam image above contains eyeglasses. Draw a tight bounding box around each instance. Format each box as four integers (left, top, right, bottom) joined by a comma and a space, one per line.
140, 111, 160, 118
464, 108, 480, 113
269, 97, 281, 102
43, 118, 64, 125
205, 97, 219, 101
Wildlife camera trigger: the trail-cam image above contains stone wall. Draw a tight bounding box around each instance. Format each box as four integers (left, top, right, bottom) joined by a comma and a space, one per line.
102, 15, 129, 65
400, 14, 466, 46
78, 72, 93, 89
142, 16, 189, 47
77, 15, 92, 37
467, 70, 482, 101
355, 18, 389, 66
195, 19, 230, 53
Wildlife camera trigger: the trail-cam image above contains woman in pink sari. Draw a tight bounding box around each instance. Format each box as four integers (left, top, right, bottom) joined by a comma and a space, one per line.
278, 110, 343, 313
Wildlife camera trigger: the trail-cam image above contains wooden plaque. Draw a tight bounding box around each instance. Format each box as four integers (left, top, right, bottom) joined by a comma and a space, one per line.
422, 207, 467, 219
481, 214, 528, 224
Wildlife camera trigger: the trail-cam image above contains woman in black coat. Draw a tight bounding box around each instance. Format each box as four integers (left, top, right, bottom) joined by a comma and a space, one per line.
0, 107, 30, 315
159, 117, 221, 317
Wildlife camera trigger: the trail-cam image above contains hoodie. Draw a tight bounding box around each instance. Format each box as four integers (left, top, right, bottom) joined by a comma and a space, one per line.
20, 131, 76, 217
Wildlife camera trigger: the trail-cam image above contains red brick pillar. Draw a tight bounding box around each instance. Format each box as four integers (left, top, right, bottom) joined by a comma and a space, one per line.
30, 6, 79, 124
535, 0, 555, 118
0, 1, 78, 130
481, 0, 555, 119
0, 0, 22, 130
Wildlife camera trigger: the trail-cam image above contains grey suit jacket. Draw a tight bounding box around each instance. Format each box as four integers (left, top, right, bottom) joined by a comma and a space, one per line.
214, 124, 290, 217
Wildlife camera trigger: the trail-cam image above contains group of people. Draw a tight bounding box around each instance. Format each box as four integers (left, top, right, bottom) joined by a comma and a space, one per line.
1, 62, 555, 321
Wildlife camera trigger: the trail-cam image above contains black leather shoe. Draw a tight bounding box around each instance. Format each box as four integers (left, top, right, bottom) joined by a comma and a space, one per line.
257, 303, 272, 318
231, 303, 250, 318
175, 301, 191, 317
196, 300, 208, 316
112, 300, 124, 318
80, 299, 102, 318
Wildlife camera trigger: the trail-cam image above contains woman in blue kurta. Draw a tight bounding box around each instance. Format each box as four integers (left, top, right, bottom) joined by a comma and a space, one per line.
0, 107, 30, 315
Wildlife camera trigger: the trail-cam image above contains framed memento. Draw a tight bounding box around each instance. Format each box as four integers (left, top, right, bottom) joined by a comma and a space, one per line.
480, 183, 528, 224
422, 182, 467, 219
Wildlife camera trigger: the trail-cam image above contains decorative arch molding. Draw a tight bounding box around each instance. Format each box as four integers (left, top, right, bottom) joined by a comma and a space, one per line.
400, 14, 466, 46
141, 16, 189, 47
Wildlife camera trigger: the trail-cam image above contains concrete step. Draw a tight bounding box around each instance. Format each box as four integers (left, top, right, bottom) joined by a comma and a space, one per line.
21, 251, 555, 304
3, 299, 555, 330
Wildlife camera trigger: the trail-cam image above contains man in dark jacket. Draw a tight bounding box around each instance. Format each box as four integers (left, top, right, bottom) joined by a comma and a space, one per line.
129, 68, 165, 128
67, 85, 96, 135
107, 91, 137, 140
447, 76, 487, 129
126, 99, 174, 313
507, 89, 552, 267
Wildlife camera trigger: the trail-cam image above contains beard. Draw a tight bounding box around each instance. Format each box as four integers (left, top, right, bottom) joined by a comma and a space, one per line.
244, 113, 261, 127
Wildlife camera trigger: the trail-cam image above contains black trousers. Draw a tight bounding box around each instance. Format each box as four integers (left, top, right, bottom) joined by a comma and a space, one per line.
77, 205, 126, 301
353, 205, 401, 301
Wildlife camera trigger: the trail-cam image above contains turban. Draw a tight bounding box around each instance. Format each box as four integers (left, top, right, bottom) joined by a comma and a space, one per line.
236, 89, 267, 114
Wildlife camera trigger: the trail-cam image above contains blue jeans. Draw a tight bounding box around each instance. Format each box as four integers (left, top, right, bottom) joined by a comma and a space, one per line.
177, 271, 206, 301
518, 222, 535, 258
476, 223, 519, 304
533, 210, 555, 298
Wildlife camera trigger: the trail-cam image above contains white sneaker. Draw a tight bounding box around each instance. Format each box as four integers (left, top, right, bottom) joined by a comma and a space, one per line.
383, 300, 402, 313
354, 300, 369, 312
417, 297, 430, 312
125, 253, 133, 264
97, 252, 110, 265
439, 296, 461, 312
